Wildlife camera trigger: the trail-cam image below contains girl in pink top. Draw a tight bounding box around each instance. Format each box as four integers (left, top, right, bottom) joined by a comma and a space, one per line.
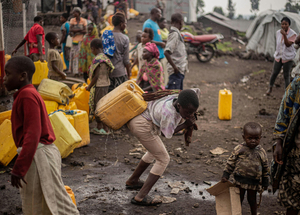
267, 17, 296, 95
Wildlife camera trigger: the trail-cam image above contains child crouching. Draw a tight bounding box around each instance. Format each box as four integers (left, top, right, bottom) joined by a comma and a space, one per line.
221, 122, 270, 215
4, 56, 79, 214
86, 38, 115, 135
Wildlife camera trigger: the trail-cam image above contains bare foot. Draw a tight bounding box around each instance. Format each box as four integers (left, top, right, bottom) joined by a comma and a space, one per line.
266, 87, 272, 96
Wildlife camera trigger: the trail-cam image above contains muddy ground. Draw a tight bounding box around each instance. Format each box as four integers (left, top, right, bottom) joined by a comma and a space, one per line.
0, 18, 290, 215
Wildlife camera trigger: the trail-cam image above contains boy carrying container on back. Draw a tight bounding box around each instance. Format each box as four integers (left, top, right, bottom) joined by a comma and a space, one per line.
221, 122, 270, 215
86, 38, 115, 135
45, 32, 67, 81
3, 56, 79, 214
164, 13, 187, 90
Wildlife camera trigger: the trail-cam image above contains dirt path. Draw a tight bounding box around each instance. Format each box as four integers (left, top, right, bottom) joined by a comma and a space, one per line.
0, 19, 289, 215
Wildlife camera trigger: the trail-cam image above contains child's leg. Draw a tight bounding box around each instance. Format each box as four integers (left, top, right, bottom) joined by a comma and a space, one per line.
247, 189, 257, 215
126, 159, 151, 186
239, 187, 246, 204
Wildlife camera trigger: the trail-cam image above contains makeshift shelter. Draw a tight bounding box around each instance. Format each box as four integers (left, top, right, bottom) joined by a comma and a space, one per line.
246, 10, 300, 57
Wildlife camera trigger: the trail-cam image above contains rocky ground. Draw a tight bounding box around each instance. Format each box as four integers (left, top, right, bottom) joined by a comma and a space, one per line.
0, 18, 291, 215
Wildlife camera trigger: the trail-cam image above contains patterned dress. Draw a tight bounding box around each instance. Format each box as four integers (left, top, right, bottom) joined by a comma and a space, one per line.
273, 75, 300, 210
136, 58, 165, 92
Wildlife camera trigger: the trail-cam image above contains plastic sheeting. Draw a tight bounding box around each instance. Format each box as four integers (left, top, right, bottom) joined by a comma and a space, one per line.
246, 10, 300, 57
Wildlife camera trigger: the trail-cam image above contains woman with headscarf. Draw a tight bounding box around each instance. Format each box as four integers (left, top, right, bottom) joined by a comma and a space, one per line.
267, 17, 297, 95
70, 7, 87, 75
136, 42, 164, 92
79, 23, 99, 82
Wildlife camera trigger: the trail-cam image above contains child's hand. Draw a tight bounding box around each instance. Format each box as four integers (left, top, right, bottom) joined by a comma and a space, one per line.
221, 177, 228, 183
11, 174, 27, 188
61, 73, 67, 79
280, 29, 287, 36
86, 86, 91, 91
184, 115, 196, 128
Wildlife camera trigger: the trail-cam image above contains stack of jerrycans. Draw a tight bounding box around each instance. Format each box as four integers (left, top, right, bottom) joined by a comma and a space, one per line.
95, 80, 147, 130
32, 60, 49, 85
71, 83, 90, 114
49, 112, 82, 158
0, 119, 17, 166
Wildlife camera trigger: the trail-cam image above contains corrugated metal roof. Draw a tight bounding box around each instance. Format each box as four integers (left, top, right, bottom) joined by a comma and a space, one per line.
200, 14, 236, 31
225, 20, 253, 32
208, 12, 231, 21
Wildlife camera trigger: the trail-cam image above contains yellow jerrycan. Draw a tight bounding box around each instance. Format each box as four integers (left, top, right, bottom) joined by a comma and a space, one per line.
60, 52, 67, 70
218, 89, 232, 120
38, 79, 73, 105
32, 60, 49, 85
71, 84, 90, 114
0, 119, 17, 166
44, 100, 59, 114
95, 80, 147, 130
5, 54, 11, 63
65, 186, 77, 205
130, 65, 138, 80
49, 112, 82, 158
0, 110, 11, 125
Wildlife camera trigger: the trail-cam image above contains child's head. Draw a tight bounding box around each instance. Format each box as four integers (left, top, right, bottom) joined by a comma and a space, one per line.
72, 7, 82, 18
142, 43, 159, 61
45, 32, 59, 46
60, 13, 69, 24
90, 38, 103, 55
136, 30, 143, 43
112, 12, 126, 31
176, 90, 199, 120
4, 56, 36, 91
171, 13, 184, 30
34, 16, 43, 26
87, 23, 94, 34
281, 17, 291, 32
141, 28, 154, 45
243, 122, 262, 149
158, 17, 167, 29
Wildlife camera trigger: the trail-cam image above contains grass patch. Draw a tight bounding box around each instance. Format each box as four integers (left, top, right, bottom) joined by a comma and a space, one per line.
251, 69, 266, 76
236, 31, 246, 38
216, 41, 233, 52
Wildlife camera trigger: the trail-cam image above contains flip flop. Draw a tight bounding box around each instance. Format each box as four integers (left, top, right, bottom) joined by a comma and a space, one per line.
126, 180, 145, 190
131, 195, 162, 206
100, 128, 111, 135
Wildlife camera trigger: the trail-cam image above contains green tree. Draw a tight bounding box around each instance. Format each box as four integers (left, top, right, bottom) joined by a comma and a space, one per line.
227, 0, 235, 19
196, 0, 205, 13
250, 0, 260, 12
213, 6, 225, 15
284, 0, 300, 13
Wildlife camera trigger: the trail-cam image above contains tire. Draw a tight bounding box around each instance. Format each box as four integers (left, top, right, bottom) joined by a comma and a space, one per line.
196, 45, 215, 63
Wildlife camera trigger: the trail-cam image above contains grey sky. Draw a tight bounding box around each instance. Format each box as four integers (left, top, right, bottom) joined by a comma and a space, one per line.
203, 0, 286, 16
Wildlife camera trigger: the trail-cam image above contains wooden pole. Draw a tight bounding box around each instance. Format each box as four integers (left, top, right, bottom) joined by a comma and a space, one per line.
34, 3, 37, 17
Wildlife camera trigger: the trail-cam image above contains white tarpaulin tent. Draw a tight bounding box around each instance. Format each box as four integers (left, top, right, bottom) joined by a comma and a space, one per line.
246, 10, 300, 57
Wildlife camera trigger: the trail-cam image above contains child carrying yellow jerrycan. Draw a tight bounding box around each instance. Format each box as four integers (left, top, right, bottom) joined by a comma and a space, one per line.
218, 89, 232, 120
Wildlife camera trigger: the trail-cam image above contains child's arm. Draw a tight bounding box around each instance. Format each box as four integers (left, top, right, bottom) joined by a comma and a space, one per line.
221, 146, 240, 182
131, 57, 138, 71
86, 65, 100, 91
151, 40, 165, 48
173, 115, 196, 134
51, 61, 67, 79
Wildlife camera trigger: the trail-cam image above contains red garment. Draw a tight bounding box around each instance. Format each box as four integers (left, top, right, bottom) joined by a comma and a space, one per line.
11, 84, 55, 177
24, 23, 45, 55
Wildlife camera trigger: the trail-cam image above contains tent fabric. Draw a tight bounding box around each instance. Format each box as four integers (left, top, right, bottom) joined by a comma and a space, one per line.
246, 10, 300, 57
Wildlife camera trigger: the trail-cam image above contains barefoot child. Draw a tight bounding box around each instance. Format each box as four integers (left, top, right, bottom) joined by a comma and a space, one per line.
221, 122, 270, 215
131, 28, 154, 73
86, 38, 115, 135
45, 32, 67, 80
126, 89, 200, 206
136, 42, 164, 92
3, 56, 79, 214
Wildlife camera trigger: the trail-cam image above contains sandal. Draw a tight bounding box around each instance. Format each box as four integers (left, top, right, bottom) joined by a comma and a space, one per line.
91, 128, 110, 135
126, 180, 145, 190
131, 195, 162, 206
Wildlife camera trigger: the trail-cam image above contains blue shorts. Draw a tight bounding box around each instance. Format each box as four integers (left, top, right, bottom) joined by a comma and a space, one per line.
166, 73, 185, 90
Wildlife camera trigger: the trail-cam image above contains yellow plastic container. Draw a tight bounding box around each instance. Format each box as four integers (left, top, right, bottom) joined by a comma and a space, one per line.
129, 8, 139, 16
44, 100, 58, 114
32, 60, 49, 85
0, 119, 17, 166
71, 84, 90, 114
0, 110, 12, 125
130, 65, 138, 80
5, 54, 11, 63
218, 89, 232, 120
95, 80, 147, 130
64, 114, 75, 127
38, 79, 73, 104
60, 52, 67, 70
58, 101, 77, 111
65, 186, 77, 206
49, 112, 82, 158
72, 110, 90, 148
